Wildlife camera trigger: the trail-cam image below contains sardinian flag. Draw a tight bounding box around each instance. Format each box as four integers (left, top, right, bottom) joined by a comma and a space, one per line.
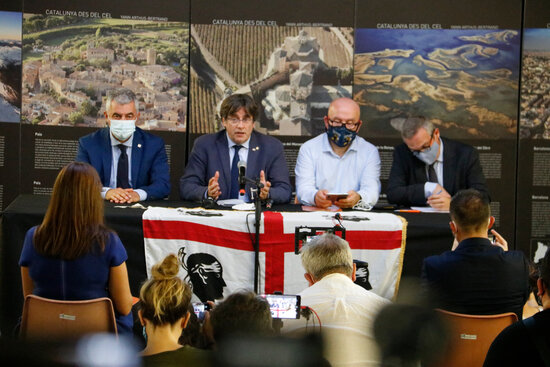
143, 207, 406, 302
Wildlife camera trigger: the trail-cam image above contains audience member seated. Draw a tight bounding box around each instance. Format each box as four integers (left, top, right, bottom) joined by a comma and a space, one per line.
282, 233, 390, 367
19, 162, 133, 334
484, 248, 550, 366
138, 254, 211, 367
374, 303, 449, 367
421, 189, 530, 319
205, 291, 330, 366
206, 291, 273, 344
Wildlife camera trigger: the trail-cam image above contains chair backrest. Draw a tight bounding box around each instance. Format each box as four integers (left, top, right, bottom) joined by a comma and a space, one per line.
20, 295, 117, 340
435, 309, 518, 367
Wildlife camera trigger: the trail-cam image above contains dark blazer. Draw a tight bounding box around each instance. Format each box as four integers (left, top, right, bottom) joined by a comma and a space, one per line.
76, 127, 170, 200
179, 130, 291, 204
421, 237, 530, 320
386, 137, 488, 206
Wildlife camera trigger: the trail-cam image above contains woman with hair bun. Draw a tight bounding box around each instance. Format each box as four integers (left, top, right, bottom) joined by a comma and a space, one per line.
139, 254, 210, 366
19, 161, 133, 334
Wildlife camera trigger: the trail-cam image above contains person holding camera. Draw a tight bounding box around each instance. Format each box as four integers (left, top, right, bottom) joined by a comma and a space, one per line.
203, 291, 273, 344
421, 189, 530, 319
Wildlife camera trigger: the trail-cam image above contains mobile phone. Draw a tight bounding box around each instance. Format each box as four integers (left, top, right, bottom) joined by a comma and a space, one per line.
261, 294, 301, 319
192, 302, 211, 321
327, 192, 348, 201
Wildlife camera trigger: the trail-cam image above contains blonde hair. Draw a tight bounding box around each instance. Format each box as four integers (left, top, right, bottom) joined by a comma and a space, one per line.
139, 254, 192, 326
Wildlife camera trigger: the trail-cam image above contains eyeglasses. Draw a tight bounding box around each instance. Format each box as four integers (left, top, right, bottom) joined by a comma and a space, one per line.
327, 118, 360, 131
409, 131, 436, 154
226, 117, 254, 125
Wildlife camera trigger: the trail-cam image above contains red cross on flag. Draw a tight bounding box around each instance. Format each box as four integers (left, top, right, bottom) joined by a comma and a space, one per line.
143, 207, 406, 302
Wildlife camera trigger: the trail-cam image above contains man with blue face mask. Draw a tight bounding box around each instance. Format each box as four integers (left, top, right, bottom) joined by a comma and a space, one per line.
295, 98, 381, 209
387, 116, 488, 210
76, 88, 170, 203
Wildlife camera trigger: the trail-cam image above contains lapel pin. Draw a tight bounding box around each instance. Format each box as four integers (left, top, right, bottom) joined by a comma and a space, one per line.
252, 146, 259, 151
138, 144, 142, 148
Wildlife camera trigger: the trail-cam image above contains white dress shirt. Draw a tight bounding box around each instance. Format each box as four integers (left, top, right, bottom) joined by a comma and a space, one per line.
282, 273, 390, 367
295, 133, 381, 206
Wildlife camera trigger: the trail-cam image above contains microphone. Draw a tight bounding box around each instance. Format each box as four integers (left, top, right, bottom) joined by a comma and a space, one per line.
238, 161, 246, 195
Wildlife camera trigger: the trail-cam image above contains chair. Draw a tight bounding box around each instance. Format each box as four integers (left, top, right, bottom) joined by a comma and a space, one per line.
20, 295, 117, 340
435, 309, 518, 367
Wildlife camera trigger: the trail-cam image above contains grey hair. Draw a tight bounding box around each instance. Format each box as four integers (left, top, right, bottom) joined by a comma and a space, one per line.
401, 116, 434, 139
300, 233, 354, 280
106, 88, 139, 112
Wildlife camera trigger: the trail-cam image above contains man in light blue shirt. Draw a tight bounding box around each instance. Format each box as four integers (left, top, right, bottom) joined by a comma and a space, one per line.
295, 98, 381, 209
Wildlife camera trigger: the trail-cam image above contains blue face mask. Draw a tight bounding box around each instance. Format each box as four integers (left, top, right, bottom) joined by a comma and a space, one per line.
413, 138, 440, 165
327, 125, 357, 148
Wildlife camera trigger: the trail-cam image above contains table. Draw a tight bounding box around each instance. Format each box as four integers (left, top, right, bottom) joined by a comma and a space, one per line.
0, 195, 453, 336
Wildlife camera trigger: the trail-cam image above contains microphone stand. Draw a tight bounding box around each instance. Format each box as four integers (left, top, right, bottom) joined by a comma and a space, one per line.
242, 176, 264, 294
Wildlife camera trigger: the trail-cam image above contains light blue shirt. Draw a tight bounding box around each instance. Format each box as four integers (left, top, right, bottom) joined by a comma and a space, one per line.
101, 132, 147, 201
423, 138, 444, 198
295, 133, 381, 206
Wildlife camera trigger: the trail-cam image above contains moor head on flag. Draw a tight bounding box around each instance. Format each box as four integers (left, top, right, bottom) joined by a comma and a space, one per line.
179, 247, 227, 302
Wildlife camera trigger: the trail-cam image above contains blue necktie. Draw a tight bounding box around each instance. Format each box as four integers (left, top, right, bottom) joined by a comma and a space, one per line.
230, 145, 243, 199
117, 145, 130, 189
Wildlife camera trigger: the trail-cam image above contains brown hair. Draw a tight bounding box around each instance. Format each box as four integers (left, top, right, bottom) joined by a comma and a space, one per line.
210, 291, 272, 340
33, 162, 110, 260
219, 94, 259, 121
450, 189, 490, 233
139, 254, 192, 326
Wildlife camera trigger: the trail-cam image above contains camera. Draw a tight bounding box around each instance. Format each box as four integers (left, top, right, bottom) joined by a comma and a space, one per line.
261, 294, 301, 319
192, 302, 211, 321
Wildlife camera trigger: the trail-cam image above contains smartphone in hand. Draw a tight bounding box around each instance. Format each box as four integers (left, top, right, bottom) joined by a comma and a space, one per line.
326, 192, 348, 201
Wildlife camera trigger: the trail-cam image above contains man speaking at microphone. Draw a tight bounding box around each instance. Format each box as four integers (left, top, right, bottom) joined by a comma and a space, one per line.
179, 94, 291, 204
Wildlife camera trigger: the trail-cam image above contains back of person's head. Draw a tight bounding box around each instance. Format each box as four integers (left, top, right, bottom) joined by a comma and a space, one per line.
374, 303, 449, 367
139, 254, 192, 327
539, 248, 550, 289
34, 161, 108, 260
220, 94, 258, 121
210, 291, 273, 341
401, 116, 434, 139
300, 233, 353, 280
449, 189, 490, 233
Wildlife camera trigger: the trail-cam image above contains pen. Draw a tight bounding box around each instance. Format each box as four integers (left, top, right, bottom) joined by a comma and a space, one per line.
395, 209, 421, 213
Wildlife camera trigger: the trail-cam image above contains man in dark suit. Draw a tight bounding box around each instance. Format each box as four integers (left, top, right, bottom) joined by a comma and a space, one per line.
179, 94, 291, 204
386, 116, 488, 210
421, 189, 529, 319
76, 88, 170, 203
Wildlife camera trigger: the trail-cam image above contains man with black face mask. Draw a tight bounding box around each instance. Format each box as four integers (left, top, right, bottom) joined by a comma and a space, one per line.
295, 98, 380, 209
387, 116, 488, 210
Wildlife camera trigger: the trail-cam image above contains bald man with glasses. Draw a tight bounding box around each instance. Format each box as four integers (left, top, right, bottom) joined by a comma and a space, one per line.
295, 97, 381, 209
386, 116, 488, 210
